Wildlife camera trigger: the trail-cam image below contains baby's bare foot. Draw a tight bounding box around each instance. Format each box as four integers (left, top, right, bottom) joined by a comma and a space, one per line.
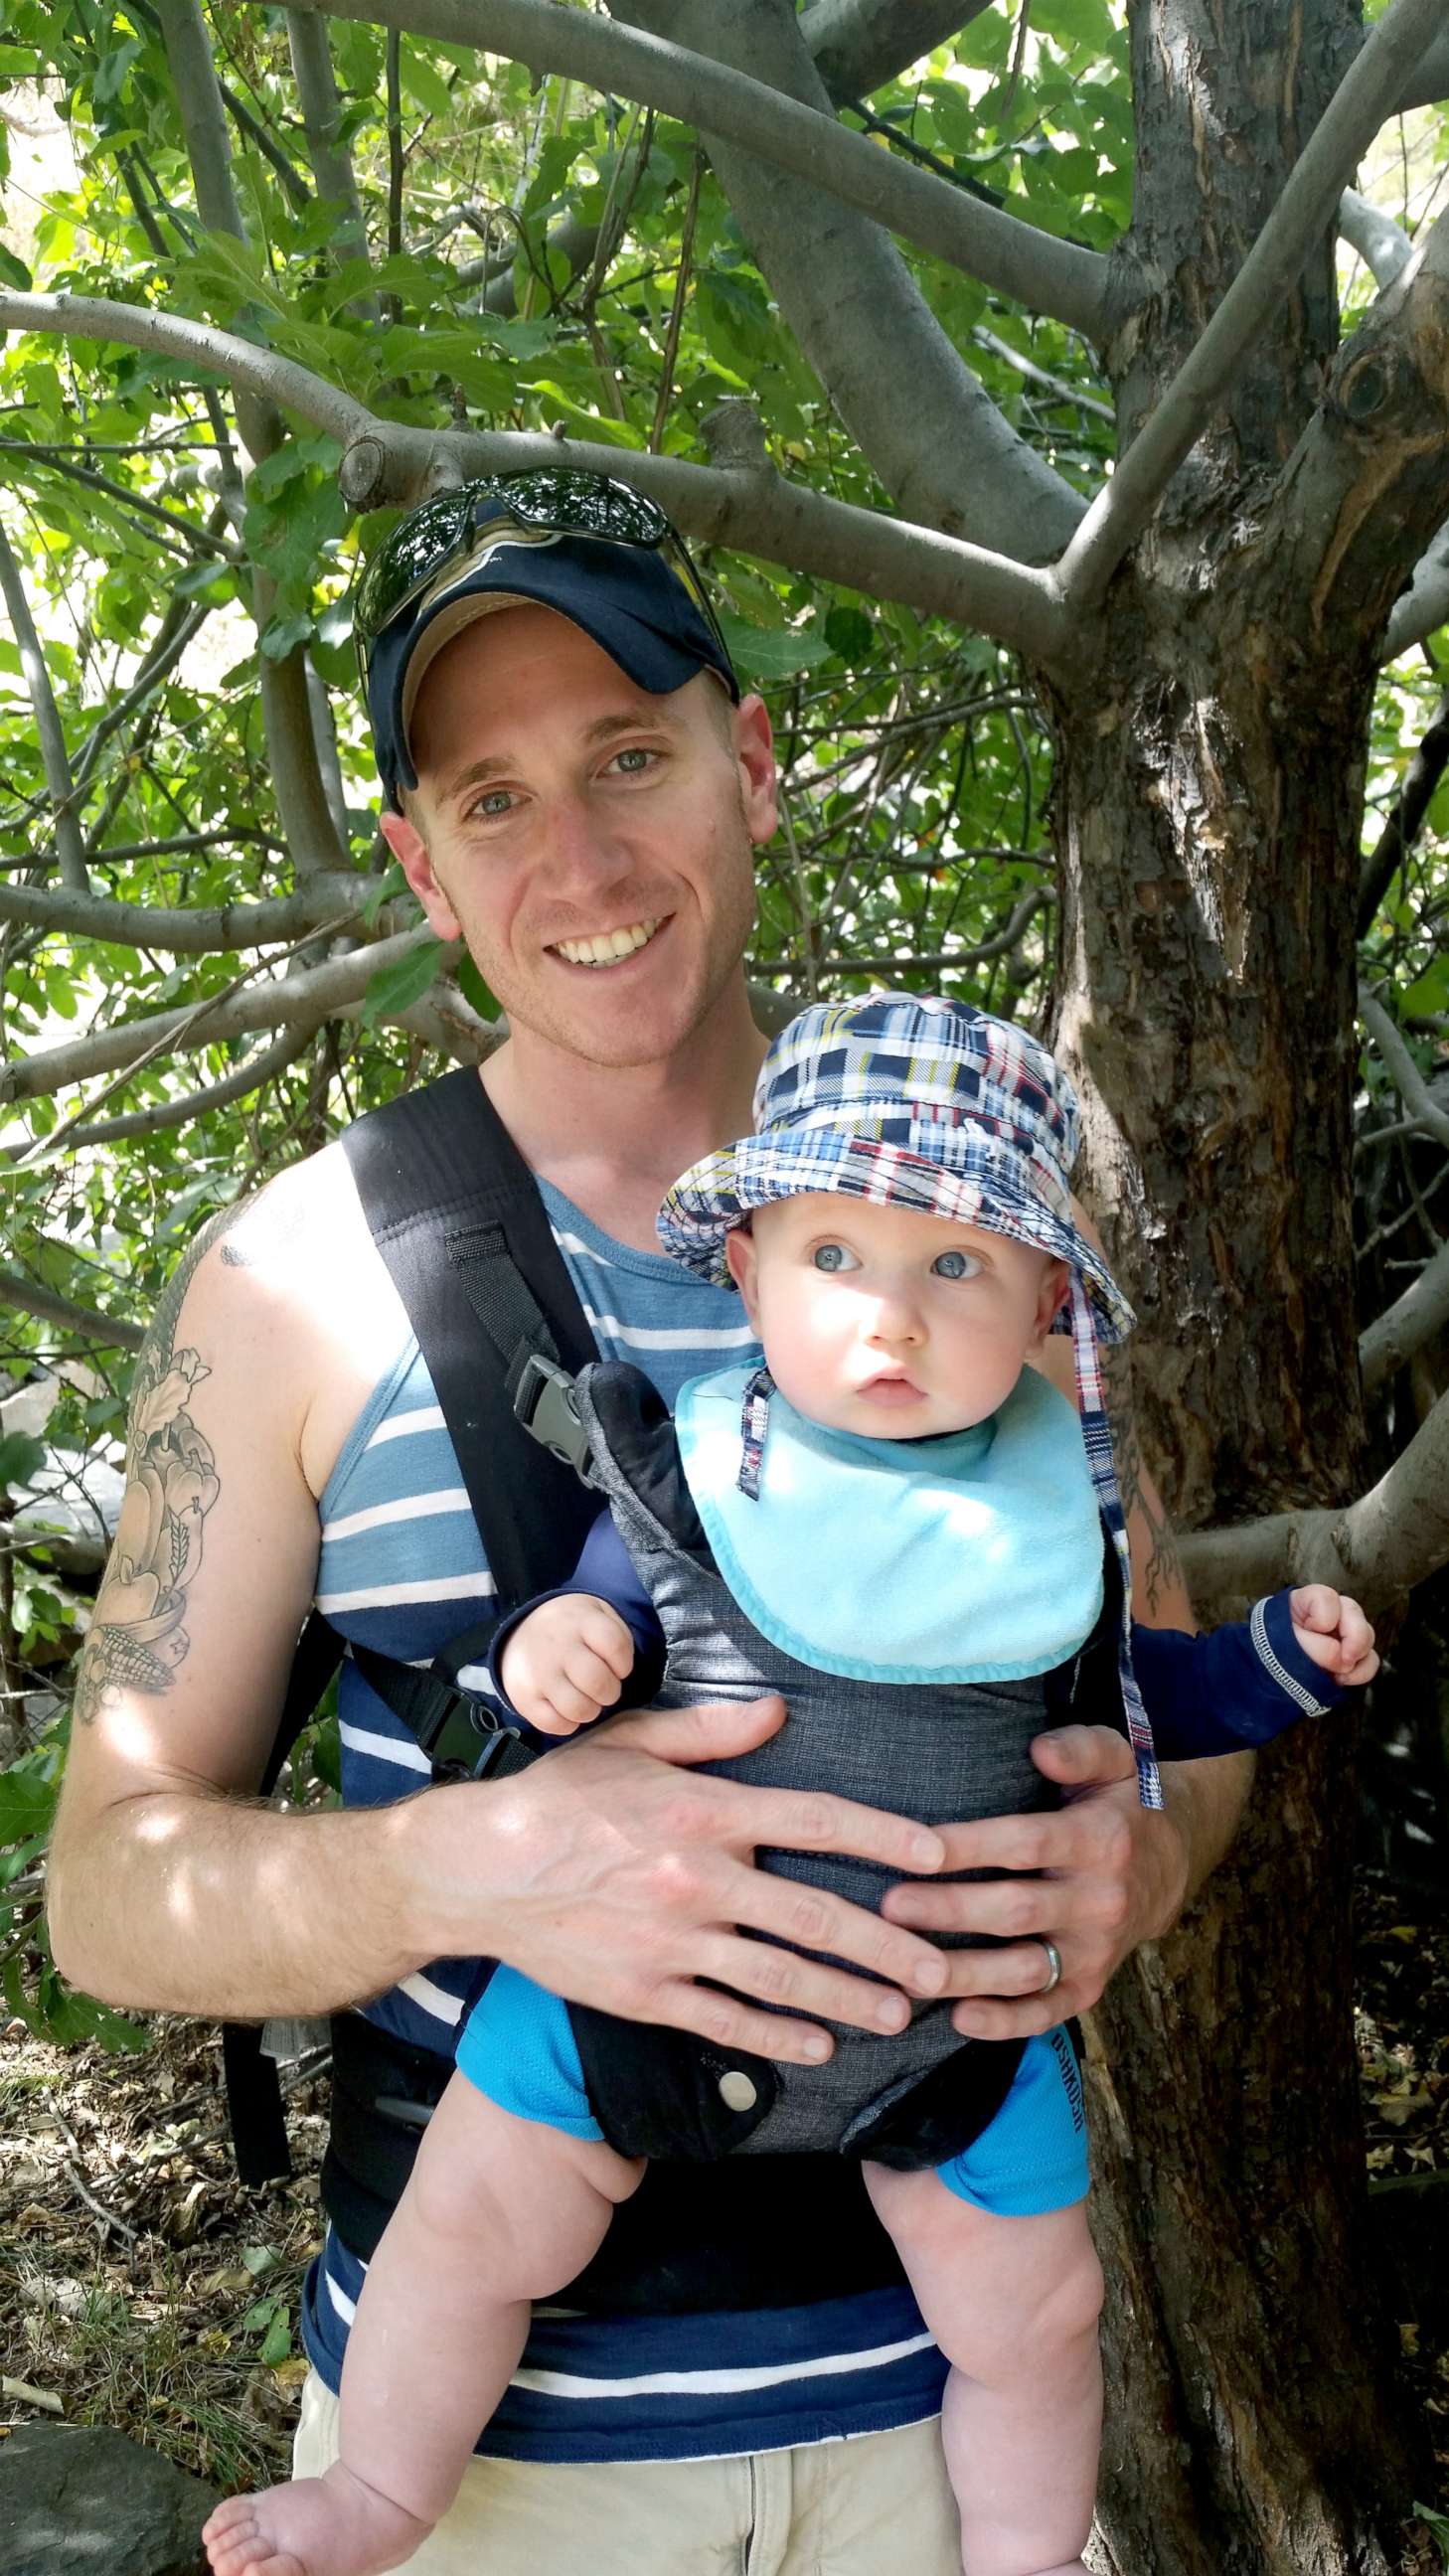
203, 2462, 431, 2576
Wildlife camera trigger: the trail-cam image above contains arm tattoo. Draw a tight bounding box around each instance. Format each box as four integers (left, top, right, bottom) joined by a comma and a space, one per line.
72, 1202, 248, 1727
1100, 1343, 1188, 1623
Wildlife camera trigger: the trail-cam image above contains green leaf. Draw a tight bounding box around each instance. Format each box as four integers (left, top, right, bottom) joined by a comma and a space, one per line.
718, 615, 831, 684
92, 37, 142, 106
455, 955, 499, 1020
259, 612, 314, 662
359, 937, 445, 1028
400, 45, 454, 122
0, 245, 32, 291
258, 2306, 294, 2366
0, 1430, 47, 1495
0, 1771, 56, 1849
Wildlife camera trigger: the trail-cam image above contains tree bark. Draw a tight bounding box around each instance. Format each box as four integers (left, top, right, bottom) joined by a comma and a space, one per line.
1035, 3, 1432, 2562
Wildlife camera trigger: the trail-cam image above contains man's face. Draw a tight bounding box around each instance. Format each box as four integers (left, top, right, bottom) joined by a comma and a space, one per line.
380, 604, 776, 1070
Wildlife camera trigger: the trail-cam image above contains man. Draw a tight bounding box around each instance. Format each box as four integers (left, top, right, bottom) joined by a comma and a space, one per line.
51, 470, 1248, 2574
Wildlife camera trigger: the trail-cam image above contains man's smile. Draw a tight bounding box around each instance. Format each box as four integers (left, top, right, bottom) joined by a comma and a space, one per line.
550, 915, 667, 968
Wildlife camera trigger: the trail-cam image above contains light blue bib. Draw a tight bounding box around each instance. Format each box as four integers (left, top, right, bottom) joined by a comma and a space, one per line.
674, 1364, 1104, 1684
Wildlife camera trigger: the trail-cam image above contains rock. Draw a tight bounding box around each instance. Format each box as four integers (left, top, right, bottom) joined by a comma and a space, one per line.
0, 2421, 221, 2576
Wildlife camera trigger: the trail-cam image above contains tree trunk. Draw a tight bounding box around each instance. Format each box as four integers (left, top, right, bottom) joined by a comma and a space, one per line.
1031, 3, 1429, 2522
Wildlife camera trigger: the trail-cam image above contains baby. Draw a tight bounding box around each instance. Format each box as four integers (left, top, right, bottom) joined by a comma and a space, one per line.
206, 995, 1375, 2576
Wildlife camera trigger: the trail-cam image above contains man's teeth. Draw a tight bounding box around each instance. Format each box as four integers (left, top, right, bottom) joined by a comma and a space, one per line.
555, 918, 660, 967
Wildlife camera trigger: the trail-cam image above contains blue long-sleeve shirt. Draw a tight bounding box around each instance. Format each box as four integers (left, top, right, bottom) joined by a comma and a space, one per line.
491, 1509, 1345, 1755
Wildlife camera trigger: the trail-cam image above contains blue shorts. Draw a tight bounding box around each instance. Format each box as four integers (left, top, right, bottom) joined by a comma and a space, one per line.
456, 1968, 1089, 2217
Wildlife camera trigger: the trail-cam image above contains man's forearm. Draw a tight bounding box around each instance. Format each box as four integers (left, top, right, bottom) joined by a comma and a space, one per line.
49, 1787, 446, 2018
1157, 1745, 1253, 1927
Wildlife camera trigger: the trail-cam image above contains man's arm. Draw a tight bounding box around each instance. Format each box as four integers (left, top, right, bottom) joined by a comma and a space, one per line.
49, 1167, 963, 2063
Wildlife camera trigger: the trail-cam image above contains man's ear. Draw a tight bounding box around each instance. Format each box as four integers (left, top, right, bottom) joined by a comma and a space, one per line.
724, 1222, 761, 1323
732, 694, 778, 849
379, 807, 462, 943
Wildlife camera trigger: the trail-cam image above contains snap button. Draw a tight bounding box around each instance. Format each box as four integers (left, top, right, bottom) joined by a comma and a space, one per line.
718, 2069, 757, 2113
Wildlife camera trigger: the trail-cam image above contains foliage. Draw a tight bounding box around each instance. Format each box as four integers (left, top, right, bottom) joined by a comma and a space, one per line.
0, 10, 1446, 2046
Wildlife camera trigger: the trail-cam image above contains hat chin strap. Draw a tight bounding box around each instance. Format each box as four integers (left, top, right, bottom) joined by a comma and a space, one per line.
736, 1365, 775, 1501
1066, 1274, 1162, 1809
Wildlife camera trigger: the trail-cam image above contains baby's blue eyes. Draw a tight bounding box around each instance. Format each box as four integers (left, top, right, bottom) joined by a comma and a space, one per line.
810, 1242, 980, 1278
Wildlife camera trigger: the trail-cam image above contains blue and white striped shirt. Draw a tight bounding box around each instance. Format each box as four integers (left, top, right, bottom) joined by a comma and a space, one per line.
300, 1177, 949, 2462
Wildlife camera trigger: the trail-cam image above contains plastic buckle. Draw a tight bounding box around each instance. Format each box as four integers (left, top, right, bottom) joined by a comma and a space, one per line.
513, 1353, 592, 1478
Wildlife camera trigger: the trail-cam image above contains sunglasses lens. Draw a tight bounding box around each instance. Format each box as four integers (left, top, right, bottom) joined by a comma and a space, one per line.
499, 467, 668, 547
355, 489, 475, 643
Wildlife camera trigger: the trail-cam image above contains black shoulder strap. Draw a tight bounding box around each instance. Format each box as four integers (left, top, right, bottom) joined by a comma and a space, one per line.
229, 1069, 599, 2185
339, 1066, 600, 1613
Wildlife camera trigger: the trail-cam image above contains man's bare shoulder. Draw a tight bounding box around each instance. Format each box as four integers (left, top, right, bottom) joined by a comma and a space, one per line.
150, 1141, 404, 1500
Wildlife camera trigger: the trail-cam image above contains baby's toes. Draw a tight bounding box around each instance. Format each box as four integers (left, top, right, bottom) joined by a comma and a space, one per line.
201, 2504, 269, 2575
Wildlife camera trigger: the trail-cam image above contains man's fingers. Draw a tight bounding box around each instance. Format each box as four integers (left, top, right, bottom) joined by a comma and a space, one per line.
604, 1693, 791, 1764
697, 1929, 919, 2036
725, 1869, 947, 2006
1027, 1723, 1137, 1796
649, 1979, 837, 2067
599, 1702, 947, 1875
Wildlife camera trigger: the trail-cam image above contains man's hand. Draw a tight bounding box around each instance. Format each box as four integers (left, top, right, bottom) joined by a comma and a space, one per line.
878, 1724, 1199, 2041
408, 1694, 955, 2066
1288, 1585, 1378, 1689
499, 1593, 636, 1732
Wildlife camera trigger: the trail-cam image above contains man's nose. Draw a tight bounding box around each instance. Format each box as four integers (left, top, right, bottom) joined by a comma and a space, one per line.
541, 794, 631, 892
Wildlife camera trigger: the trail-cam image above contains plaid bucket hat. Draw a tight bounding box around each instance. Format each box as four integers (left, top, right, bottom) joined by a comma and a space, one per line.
658, 994, 1161, 1808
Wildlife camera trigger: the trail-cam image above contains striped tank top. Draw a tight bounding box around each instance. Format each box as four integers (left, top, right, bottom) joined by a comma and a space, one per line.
299, 1178, 949, 2463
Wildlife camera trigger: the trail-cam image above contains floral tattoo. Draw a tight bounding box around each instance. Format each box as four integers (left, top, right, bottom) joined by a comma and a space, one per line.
72, 1205, 243, 1726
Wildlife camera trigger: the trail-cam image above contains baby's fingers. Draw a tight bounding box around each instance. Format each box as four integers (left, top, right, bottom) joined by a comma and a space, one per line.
579, 1605, 638, 1681
564, 1643, 628, 1705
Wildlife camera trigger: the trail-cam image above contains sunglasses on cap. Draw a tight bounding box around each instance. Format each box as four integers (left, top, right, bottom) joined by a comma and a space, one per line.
351, 467, 730, 685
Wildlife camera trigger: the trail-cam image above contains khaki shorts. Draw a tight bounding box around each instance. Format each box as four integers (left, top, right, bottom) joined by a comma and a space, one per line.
294, 2368, 960, 2575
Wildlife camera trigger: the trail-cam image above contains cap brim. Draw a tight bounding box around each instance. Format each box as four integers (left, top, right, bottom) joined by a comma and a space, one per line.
370, 532, 738, 808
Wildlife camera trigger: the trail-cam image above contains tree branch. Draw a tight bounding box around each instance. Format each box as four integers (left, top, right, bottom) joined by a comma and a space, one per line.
71, 598, 213, 792
0, 441, 245, 563
15, 1026, 323, 1160
286, 9, 381, 316
801, 0, 991, 102
0, 519, 89, 892
1055, 0, 1448, 612
608, 0, 1082, 562
1381, 518, 1449, 663
0, 292, 1067, 655
0, 926, 434, 1103
155, 0, 351, 881
1390, 27, 1449, 113
0, 873, 375, 953
1360, 1234, 1449, 1398
1178, 1384, 1449, 1619
1357, 687, 1449, 935
1339, 188, 1414, 290
1360, 988, 1449, 1151
0, 1273, 143, 1353
284, 0, 1112, 340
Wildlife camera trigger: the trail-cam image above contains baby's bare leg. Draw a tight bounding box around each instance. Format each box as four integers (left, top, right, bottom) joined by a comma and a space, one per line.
864, 2164, 1102, 2576
204, 2075, 642, 2576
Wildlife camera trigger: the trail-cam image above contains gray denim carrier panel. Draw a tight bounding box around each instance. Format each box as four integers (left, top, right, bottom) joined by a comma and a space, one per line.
572, 1366, 1059, 2160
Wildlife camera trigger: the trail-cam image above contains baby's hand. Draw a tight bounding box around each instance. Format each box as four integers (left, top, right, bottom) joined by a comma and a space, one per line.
498, 1593, 637, 1734
1288, 1585, 1379, 1690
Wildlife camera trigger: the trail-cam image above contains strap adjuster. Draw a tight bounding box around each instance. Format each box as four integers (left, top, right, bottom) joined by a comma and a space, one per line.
512, 1352, 593, 1480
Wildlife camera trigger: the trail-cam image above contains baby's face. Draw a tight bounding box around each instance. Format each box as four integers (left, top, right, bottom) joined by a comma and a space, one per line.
725, 1195, 1067, 1441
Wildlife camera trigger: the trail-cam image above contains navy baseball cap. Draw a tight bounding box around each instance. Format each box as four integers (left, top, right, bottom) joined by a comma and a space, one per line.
356, 473, 740, 811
